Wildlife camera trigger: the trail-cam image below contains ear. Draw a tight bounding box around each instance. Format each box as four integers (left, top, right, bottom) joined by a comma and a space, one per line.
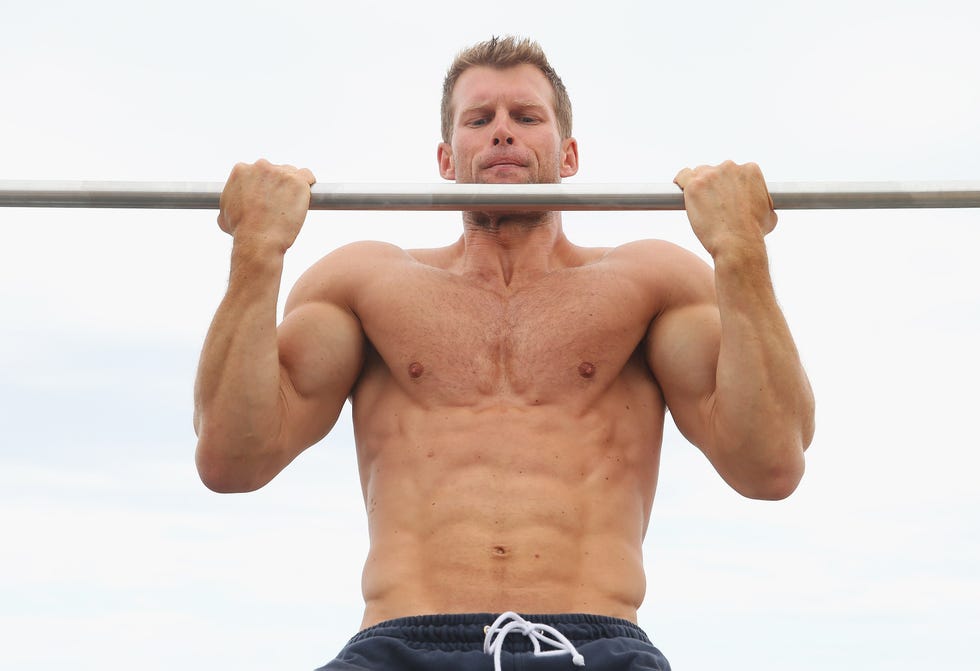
437, 142, 456, 181
559, 137, 579, 179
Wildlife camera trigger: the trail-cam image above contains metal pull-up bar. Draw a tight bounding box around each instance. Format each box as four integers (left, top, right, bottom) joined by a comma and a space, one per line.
1, 180, 979, 211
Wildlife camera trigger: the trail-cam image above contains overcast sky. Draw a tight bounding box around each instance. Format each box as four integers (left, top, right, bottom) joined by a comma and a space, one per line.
2, 1, 978, 669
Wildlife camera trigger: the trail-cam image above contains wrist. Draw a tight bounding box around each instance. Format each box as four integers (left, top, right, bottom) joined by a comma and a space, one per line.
230, 238, 288, 283
708, 234, 769, 267
232, 234, 289, 263
711, 240, 775, 305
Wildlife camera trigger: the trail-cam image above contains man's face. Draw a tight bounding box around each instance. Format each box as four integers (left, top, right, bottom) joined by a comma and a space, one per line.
438, 64, 578, 185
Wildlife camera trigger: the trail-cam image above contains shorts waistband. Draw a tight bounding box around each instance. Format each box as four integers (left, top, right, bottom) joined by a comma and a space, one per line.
348, 613, 651, 651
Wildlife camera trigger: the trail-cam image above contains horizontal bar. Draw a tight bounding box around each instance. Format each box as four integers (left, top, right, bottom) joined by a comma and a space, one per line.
1, 180, 979, 211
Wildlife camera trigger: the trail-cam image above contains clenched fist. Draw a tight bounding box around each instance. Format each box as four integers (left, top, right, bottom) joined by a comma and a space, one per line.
218, 159, 317, 255
674, 161, 776, 259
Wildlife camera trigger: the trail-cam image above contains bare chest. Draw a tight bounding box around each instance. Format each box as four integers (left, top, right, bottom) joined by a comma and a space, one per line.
355, 267, 654, 402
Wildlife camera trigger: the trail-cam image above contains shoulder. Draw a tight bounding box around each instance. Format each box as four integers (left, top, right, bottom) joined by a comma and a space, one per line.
601, 239, 714, 303
284, 240, 414, 311
605, 238, 706, 267
317, 240, 413, 269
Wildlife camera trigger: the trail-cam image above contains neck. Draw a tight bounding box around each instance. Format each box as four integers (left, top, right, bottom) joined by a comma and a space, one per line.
456, 210, 570, 289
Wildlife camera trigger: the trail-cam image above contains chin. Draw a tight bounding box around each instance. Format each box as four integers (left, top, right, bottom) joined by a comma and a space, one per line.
476, 171, 545, 185
476, 176, 535, 185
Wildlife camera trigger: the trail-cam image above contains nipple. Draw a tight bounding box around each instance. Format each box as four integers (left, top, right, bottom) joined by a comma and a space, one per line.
577, 361, 596, 379
408, 361, 425, 379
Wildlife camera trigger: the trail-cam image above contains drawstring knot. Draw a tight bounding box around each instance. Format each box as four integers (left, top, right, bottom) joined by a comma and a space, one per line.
482, 612, 586, 671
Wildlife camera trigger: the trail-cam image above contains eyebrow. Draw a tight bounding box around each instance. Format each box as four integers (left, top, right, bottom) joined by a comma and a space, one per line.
459, 101, 550, 116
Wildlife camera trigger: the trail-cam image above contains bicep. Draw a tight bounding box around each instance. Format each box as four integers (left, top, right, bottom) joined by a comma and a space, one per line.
646, 299, 722, 453
277, 300, 365, 452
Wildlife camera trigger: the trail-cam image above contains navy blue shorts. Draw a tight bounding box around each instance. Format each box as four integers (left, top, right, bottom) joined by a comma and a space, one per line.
315, 612, 671, 670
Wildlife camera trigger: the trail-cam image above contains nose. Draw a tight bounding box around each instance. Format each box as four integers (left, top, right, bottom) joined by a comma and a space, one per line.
491, 117, 514, 146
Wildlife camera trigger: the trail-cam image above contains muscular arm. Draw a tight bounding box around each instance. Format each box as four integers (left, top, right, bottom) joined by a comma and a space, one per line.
193, 160, 364, 492
647, 162, 815, 500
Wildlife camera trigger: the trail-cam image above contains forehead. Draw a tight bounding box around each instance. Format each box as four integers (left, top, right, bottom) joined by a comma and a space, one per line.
451, 64, 555, 112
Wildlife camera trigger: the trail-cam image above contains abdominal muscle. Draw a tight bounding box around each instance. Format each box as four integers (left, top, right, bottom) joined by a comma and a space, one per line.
352, 378, 666, 629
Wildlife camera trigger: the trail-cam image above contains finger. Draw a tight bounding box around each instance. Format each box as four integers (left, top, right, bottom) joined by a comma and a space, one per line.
673, 167, 694, 189
216, 209, 232, 234
743, 163, 775, 212
298, 168, 316, 186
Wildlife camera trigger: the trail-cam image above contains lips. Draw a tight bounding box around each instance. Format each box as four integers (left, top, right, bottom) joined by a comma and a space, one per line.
482, 155, 527, 169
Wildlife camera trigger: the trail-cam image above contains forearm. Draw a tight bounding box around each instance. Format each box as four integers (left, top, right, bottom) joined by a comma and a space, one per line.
709, 243, 815, 497
194, 242, 288, 490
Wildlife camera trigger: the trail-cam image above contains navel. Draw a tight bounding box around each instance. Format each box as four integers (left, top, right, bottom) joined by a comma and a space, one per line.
408, 361, 425, 379
578, 361, 596, 379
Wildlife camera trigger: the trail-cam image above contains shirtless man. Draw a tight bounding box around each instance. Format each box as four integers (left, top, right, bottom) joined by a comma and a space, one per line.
194, 36, 815, 671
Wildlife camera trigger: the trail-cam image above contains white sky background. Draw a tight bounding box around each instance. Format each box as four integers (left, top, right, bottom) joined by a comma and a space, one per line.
1, 0, 978, 669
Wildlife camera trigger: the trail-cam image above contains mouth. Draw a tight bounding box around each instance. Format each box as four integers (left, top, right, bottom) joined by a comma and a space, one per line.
482, 156, 527, 170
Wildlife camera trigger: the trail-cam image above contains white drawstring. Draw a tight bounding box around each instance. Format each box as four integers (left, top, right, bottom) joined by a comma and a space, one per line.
482, 612, 586, 671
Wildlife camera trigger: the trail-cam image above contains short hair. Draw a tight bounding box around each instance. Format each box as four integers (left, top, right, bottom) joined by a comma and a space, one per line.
440, 36, 573, 143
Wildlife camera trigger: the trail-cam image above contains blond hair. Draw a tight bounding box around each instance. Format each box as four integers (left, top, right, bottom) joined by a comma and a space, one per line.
441, 36, 572, 142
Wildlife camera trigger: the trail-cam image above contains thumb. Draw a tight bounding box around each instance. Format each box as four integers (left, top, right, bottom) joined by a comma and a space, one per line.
673, 167, 694, 190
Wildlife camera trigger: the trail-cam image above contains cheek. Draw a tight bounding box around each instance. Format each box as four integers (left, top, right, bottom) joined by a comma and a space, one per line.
534, 132, 562, 157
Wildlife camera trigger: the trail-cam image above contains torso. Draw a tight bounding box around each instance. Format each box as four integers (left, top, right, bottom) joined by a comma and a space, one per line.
322, 236, 681, 628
